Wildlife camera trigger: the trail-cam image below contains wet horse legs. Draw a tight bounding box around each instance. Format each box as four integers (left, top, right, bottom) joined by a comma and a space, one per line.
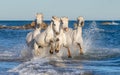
49, 40, 54, 54
64, 46, 72, 58
77, 43, 84, 55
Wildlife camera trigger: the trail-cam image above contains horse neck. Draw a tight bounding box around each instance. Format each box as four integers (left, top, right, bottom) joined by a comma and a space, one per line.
36, 19, 42, 24
32, 27, 41, 39
59, 28, 64, 34
45, 23, 54, 34
62, 23, 68, 28
76, 26, 82, 35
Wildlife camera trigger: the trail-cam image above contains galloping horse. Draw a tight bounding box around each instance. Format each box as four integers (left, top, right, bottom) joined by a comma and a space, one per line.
26, 13, 43, 48
34, 16, 61, 56
55, 17, 84, 58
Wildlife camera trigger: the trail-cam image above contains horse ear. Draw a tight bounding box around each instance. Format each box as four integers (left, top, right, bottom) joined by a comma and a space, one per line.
60, 18, 62, 22
52, 16, 57, 19
51, 17, 55, 22
52, 16, 57, 21
35, 13, 43, 18
65, 16, 69, 19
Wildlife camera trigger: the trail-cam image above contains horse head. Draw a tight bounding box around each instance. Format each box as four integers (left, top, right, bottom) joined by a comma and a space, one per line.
61, 17, 69, 32
77, 16, 84, 27
51, 16, 61, 35
35, 13, 48, 30
35, 13, 43, 29
36, 13, 43, 24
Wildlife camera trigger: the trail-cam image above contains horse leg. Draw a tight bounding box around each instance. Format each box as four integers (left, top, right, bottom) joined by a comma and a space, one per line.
49, 40, 54, 54
34, 42, 41, 56
77, 43, 84, 55
64, 46, 72, 58
55, 43, 60, 53
49, 44, 54, 54
67, 47, 72, 58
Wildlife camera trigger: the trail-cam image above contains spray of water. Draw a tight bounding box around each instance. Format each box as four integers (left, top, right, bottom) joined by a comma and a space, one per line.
82, 21, 120, 59
83, 21, 97, 52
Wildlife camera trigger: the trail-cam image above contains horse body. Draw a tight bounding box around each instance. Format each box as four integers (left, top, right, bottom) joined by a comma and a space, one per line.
26, 13, 43, 48
26, 28, 41, 47
64, 28, 73, 46
73, 27, 82, 44
25, 13, 45, 57
34, 16, 61, 56
35, 24, 54, 47
26, 32, 32, 46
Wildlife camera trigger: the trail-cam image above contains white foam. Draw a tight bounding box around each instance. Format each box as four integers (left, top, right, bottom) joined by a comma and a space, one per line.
9, 54, 66, 75
0, 51, 16, 57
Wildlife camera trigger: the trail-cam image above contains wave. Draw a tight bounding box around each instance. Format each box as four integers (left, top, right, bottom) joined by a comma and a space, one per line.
8, 47, 120, 75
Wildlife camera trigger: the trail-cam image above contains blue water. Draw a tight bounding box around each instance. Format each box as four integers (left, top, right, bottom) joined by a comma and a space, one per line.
0, 20, 120, 75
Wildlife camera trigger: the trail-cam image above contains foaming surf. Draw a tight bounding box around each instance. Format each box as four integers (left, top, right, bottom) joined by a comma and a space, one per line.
8, 47, 120, 75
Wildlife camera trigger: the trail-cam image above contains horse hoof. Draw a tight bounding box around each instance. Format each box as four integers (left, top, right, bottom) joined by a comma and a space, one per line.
49, 50, 53, 54
55, 50, 59, 53
38, 45, 43, 48
50, 40, 53, 43
68, 56, 72, 58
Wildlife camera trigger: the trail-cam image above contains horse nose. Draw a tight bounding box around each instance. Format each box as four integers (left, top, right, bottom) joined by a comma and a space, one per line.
64, 27, 68, 31
56, 32, 60, 35
56, 38, 59, 41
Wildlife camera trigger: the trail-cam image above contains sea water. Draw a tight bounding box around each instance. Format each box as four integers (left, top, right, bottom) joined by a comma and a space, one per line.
0, 20, 120, 75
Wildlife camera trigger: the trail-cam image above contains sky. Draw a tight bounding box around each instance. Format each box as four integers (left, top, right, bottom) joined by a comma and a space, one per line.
0, 0, 120, 20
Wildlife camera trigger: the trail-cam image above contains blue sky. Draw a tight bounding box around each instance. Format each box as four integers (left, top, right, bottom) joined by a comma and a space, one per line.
0, 0, 120, 20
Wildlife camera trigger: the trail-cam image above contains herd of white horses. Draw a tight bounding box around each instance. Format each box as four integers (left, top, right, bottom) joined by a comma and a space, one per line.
26, 13, 84, 58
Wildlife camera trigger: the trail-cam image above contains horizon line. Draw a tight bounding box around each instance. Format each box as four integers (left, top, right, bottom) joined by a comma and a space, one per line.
0, 19, 119, 21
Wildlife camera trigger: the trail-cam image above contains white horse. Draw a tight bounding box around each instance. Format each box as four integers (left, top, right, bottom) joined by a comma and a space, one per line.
26, 13, 43, 48
34, 16, 61, 56
54, 17, 68, 53
55, 16, 84, 58
55, 28, 66, 53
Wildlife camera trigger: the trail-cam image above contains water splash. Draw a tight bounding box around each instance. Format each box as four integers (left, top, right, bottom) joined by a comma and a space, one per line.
82, 21, 120, 59
83, 21, 98, 52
